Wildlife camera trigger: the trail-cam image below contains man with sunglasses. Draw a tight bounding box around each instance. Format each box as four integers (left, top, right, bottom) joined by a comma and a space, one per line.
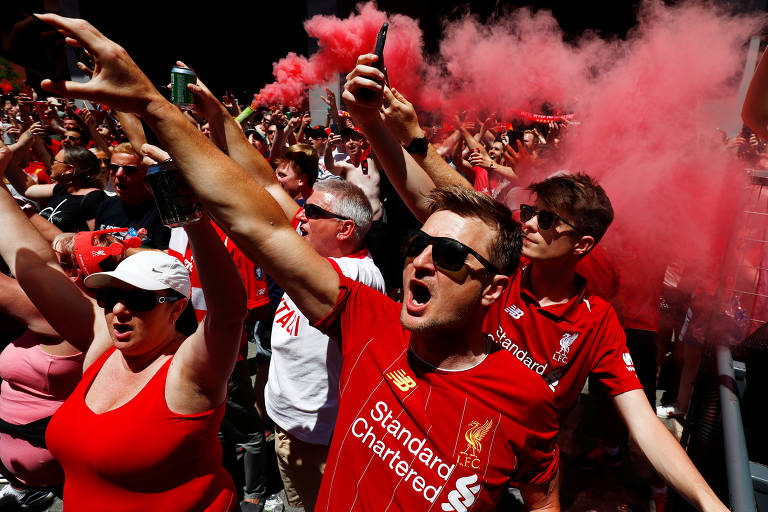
340, 54, 727, 512
38, 17, 560, 511
94, 143, 170, 249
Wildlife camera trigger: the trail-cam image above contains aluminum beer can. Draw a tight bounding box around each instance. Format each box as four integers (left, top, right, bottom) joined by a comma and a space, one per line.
171, 66, 196, 110
145, 159, 202, 227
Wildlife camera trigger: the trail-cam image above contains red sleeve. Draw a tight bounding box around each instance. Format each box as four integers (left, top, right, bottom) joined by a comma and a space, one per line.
313, 274, 400, 357
212, 222, 269, 310
590, 309, 643, 396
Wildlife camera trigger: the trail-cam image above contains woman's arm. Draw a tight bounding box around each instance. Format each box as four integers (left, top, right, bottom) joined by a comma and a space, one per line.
167, 215, 247, 413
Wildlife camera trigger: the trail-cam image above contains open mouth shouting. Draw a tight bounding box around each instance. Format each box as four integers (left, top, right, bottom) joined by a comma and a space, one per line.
113, 323, 133, 341
407, 280, 432, 313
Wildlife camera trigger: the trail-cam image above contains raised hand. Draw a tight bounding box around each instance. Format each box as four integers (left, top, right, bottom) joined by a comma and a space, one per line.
321, 88, 338, 109
468, 147, 492, 169
341, 54, 385, 125
380, 87, 422, 145
36, 14, 165, 114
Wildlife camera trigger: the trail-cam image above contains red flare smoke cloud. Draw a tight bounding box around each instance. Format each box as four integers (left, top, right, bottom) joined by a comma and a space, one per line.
260, 1, 765, 303
254, 2, 424, 106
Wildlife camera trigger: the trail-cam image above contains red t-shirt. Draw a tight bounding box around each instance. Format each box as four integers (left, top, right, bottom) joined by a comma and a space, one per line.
483, 264, 642, 414
313, 275, 559, 512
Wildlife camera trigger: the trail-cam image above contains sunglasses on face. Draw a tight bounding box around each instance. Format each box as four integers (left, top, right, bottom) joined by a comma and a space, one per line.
401, 229, 500, 275
62, 135, 81, 141
108, 163, 139, 174
519, 204, 578, 232
303, 203, 349, 221
96, 287, 181, 312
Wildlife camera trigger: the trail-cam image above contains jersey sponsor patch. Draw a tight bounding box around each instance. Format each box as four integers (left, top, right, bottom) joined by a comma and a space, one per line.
441, 473, 481, 512
351, 400, 452, 504
488, 326, 548, 375
386, 369, 417, 392
504, 304, 525, 319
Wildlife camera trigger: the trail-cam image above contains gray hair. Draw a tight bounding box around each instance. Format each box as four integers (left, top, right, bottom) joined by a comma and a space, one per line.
313, 180, 373, 246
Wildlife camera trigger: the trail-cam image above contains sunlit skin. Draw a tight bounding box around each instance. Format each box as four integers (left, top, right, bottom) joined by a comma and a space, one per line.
400, 210, 495, 334
521, 197, 582, 262
343, 134, 364, 159
307, 133, 327, 154
103, 281, 187, 362
295, 190, 352, 258
275, 161, 308, 200
488, 141, 504, 163
110, 152, 151, 205
51, 149, 74, 182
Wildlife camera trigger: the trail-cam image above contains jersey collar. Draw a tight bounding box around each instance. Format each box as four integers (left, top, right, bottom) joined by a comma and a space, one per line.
519, 264, 588, 322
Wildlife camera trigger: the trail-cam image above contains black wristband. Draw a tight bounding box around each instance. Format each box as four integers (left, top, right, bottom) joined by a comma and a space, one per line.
404, 136, 428, 156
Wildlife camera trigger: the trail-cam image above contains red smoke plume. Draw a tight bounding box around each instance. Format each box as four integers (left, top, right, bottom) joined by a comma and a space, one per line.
254, 2, 424, 106
260, 1, 765, 317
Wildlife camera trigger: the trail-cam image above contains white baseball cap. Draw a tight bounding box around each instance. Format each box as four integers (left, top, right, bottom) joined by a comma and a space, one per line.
84, 251, 191, 298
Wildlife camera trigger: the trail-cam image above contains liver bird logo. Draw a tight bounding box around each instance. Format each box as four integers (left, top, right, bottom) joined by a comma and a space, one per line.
461, 419, 493, 457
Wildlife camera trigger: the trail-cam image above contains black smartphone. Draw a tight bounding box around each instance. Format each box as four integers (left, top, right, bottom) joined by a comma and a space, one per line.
357, 22, 389, 102
0, 9, 70, 84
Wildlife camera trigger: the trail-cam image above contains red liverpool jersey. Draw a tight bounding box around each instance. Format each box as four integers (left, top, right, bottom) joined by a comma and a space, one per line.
313, 276, 559, 512
483, 265, 641, 414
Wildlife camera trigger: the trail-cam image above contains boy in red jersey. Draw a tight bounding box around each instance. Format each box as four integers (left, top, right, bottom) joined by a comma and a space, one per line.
339, 55, 727, 512
36, 15, 561, 511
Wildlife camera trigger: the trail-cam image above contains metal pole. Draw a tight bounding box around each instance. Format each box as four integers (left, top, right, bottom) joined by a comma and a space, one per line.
716, 345, 757, 512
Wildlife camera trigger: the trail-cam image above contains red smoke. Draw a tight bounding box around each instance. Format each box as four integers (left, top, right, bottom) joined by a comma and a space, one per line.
425, 1, 764, 300
255, 2, 424, 106
261, 1, 765, 315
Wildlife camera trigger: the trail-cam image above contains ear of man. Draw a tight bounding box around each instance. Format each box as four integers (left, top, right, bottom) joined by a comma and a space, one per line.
573, 234, 595, 257
480, 274, 510, 307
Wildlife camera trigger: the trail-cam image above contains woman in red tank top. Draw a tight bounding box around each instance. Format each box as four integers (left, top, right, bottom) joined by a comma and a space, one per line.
0, 149, 246, 511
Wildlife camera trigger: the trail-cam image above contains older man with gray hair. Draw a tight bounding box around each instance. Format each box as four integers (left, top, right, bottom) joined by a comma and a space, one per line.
266, 178, 385, 511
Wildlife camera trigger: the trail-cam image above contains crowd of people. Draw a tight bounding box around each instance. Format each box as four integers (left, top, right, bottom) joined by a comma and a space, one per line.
0, 11, 757, 512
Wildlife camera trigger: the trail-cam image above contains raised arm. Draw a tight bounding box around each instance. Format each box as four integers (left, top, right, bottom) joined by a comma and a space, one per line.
342, 55, 466, 221
36, 14, 339, 324
613, 390, 728, 512
185, 76, 299, 219
5, 123, 56, 201
168, 214, 247, 411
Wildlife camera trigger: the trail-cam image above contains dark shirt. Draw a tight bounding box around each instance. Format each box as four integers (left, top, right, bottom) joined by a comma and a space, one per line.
94, 196, 171, 249
39, 184, 107, 232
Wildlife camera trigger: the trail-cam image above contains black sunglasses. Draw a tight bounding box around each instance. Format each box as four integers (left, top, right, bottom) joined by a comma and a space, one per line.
401, 229, 500, 275
108, 163, 139, 174
519, 204, 579, 232
96, 287, 181, 312
304, 203, 349, 221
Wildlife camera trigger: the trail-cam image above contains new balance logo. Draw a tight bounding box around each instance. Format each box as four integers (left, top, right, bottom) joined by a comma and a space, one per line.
623, 352, 635, 372
386, 369, 416, 392
441, 474, 481, 512
504, 304, 524, 319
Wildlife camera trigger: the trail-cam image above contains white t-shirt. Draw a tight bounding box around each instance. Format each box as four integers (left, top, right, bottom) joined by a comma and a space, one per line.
265, 251, 385, 445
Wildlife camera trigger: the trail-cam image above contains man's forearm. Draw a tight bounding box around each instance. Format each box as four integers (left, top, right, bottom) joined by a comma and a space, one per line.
357, 120, 435, 222
615, 390, 727, 512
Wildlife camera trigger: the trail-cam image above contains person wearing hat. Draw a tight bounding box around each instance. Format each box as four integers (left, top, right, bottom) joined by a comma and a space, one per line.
0, 164, 246, 510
